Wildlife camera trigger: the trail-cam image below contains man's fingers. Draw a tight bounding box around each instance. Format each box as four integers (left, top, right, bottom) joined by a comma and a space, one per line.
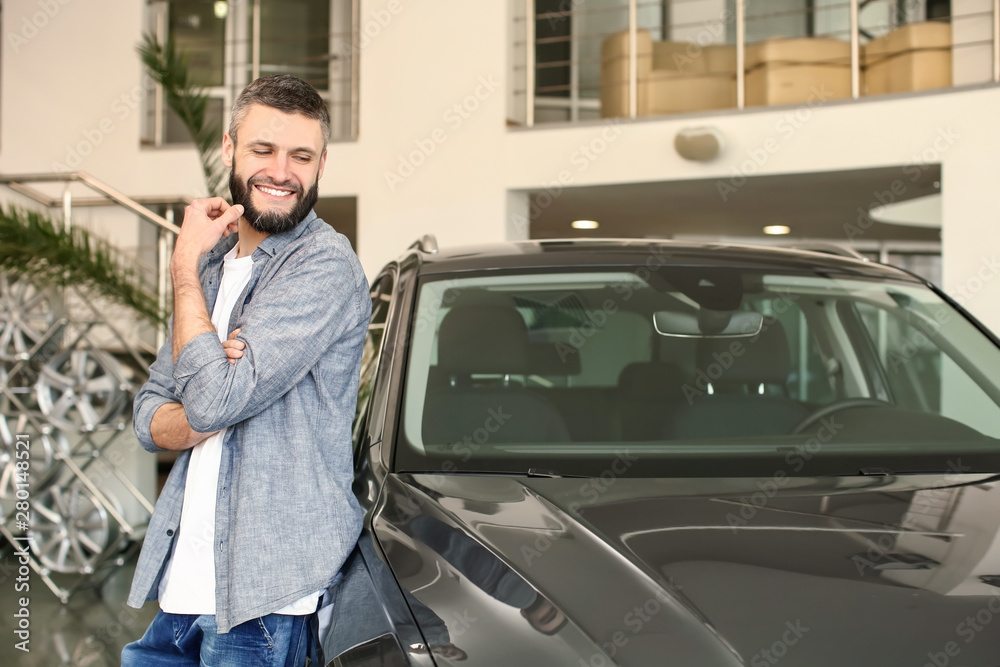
193, 197, 243, 225
223, 336, 244, 365
189, 197, 228, 221
197, 197, 235, 218
223, 329, 245, 364
217, 203, 244, 227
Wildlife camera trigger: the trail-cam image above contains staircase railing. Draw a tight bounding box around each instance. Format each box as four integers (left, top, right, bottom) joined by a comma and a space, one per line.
0, 171, 190, 602
0, 171, 186, 349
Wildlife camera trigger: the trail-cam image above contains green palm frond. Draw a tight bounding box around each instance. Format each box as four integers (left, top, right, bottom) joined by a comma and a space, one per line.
138, 32, 228, 199
0, 206, 167, 326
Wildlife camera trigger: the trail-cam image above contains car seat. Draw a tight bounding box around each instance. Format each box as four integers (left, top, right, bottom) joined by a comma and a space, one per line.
663, 322, 809, 439
421, 300, 570, 445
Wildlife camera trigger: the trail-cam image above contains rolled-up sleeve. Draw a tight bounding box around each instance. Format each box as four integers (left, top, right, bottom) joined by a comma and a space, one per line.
172, 240, 366, 435
133, 321, 181, 453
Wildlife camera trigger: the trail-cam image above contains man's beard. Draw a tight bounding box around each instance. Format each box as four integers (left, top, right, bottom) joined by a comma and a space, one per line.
229, 170, 319, 235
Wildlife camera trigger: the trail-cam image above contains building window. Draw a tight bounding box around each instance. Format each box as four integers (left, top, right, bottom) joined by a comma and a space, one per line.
142, 0, 357, 146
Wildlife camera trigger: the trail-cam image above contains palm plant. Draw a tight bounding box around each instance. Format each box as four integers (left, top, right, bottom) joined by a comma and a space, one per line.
1, 35, 215, 332
137, 32, 228, 199
0, 206, 166, 326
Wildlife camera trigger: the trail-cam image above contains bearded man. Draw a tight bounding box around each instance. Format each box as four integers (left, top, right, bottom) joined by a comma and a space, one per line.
122, 74, 369, 667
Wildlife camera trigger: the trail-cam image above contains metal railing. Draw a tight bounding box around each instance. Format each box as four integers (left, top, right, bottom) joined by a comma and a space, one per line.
144, 0, 360, 145
0, 171, 186, 602
514, 0, 1000, 126
0, 171, 183, 349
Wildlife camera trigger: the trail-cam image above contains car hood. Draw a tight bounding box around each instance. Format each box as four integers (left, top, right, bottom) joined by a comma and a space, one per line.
375, 471, 1000, 667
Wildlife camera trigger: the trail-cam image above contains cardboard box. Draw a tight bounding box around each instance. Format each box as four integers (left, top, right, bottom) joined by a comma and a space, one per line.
745, 37, 851, 107
649, 42, 735, 114
647, 71, 736, 114
600, 29, 653, 117
863, 22, 951, 95
601, 29, 736, 117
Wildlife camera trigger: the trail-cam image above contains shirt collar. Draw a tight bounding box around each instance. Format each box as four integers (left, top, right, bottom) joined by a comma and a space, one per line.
202, 209, 318, 263
254, 209, 318, 259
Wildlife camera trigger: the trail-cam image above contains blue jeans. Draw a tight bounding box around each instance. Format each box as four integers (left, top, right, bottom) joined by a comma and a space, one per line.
121, 611, 313, 667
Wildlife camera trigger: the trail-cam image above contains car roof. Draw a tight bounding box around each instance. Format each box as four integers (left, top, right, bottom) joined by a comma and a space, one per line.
402, 238, 923, 283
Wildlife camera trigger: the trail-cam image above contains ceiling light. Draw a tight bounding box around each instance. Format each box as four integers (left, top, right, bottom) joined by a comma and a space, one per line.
763, 225, 791, 235
571, 220, 599, 230
214, 1, 229, 19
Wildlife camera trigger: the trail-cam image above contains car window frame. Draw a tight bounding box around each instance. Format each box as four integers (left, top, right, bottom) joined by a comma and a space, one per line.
352, 269, 396, 468
378, 255, 420, 476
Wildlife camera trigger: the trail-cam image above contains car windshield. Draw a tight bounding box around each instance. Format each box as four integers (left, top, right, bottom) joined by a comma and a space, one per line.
394, 266, 1000, 477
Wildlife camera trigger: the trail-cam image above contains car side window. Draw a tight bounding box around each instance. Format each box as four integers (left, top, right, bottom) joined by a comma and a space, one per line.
747, 295, 838, 405
851, 301, 1000, 437
854, 302, 941, 412
352, 273, 394, 462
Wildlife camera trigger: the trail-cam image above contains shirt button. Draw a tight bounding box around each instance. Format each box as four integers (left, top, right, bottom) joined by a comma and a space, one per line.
166, 529, 174, 536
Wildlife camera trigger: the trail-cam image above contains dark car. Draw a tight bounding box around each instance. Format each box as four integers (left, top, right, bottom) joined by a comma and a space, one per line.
318, 238, 1000, 667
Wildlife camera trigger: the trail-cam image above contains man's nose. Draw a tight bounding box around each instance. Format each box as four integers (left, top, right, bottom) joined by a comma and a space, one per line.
265, 155, 292, 184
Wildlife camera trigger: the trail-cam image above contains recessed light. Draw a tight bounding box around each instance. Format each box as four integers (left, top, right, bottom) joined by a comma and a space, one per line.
763, 225, 791, 235
214, 1, 229, 19
572, 220, 599, 230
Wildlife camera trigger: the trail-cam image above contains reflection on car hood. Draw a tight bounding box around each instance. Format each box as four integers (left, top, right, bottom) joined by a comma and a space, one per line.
380, 471, 1000, 667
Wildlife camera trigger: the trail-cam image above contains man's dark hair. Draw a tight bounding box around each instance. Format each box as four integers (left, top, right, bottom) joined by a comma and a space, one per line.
229, 74, 331, 144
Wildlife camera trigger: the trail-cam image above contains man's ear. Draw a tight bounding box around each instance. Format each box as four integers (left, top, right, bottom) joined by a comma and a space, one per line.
222, 133, 234, 168
317, 149, 328, 181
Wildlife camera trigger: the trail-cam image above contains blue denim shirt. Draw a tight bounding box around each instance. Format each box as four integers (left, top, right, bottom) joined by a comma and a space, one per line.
127, 211, 370, 633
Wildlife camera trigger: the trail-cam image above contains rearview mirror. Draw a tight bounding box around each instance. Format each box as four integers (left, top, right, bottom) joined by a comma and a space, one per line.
653, 310, 763, 338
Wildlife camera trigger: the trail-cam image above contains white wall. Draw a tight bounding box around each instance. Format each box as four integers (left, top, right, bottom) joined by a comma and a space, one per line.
2, 0, 999, 529
3, 0, 1000, 330
349, 0, 511, 267
1, 0, 206, 196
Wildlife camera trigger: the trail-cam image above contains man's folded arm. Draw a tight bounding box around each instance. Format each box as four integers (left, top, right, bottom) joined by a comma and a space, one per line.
133, 321, 181, 452
172, 244, 367, 434
133, 318, 217, 452
149, 403, 217, 451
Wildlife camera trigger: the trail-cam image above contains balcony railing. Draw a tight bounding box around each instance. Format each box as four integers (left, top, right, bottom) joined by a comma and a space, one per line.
511, 0, 1000, 127
143, 0, 359, 146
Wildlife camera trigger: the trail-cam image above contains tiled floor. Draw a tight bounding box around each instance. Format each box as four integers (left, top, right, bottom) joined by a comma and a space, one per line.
0, 548, 157, 666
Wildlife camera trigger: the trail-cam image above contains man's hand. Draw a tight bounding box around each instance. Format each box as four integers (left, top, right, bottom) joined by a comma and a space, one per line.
222, 329, 245, 364
171, 198, 244, 270
170, 199, 244, 362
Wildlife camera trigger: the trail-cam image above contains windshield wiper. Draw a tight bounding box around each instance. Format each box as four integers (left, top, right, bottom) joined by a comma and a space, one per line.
857, 467, 892, 476
848, 467, 1000, 480
526, 468, 586, 478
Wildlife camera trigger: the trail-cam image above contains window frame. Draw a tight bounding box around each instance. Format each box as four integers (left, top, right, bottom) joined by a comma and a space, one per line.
353, 269, 396, 468
142, 0, 357, 147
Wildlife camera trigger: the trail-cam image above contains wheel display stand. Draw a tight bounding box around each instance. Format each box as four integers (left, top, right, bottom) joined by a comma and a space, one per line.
0, 275, 154, 602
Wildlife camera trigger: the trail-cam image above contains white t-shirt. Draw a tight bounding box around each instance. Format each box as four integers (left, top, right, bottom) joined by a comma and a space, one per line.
159, 245, 321, 616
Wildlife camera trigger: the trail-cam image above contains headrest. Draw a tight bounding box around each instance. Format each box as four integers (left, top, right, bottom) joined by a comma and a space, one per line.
438, 304, 529, 374
617, 361, 686, 399
695, 322, 790, 385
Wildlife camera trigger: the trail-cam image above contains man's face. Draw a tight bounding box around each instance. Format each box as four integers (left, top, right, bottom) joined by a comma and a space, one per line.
222, 104, 327, 235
